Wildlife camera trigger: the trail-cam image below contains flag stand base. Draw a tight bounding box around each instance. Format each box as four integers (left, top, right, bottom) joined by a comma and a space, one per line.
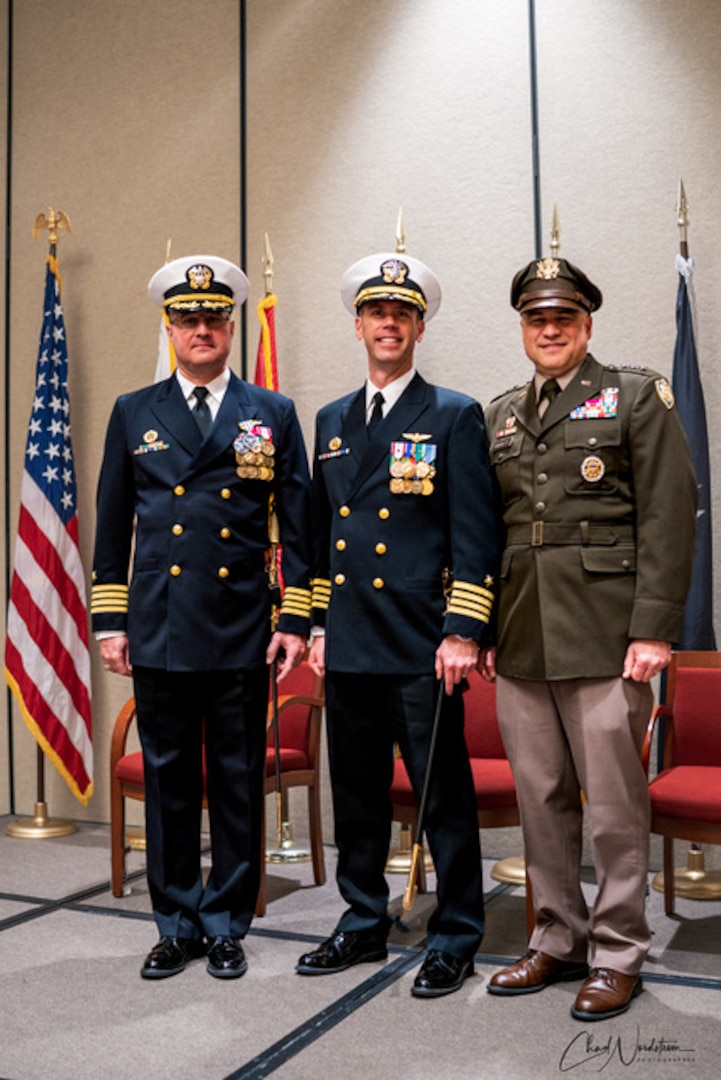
490, 855, 527, 885
125, 827, 147, 851
652, 846, 721, 901
266, 822, 311, 863
6, 801, 77, 839
386, 823, 434, 874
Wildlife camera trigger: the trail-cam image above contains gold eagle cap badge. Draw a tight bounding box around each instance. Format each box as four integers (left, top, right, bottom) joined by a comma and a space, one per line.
187, 264, 213, 291
536, 258, 560, 280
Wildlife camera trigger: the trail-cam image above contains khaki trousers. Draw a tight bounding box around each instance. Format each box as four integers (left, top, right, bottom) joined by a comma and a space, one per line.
496, 675, 653, 974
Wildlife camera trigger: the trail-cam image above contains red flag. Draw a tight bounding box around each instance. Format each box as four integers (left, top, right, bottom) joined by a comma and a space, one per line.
254, 290, 284, 600
4, 255, 93, 804
254, 292, 279, 391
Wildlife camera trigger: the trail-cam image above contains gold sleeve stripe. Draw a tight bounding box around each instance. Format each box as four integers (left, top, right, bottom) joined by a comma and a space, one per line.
279, 587, 312, 618
451, 581, 495, 601
90, 584, 129, 614
311, 578, 332, 611
447, 581, 494, 624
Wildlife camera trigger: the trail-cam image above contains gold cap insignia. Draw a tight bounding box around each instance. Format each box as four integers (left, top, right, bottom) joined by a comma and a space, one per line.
536, 258, 561, 280
380, 258, 409, 286
187, 264, 213, 291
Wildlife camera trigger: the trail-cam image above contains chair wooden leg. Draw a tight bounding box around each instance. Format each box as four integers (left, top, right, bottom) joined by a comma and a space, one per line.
307, 782, 326, 886
110, 786, 126, 898
663, 836, 675, 916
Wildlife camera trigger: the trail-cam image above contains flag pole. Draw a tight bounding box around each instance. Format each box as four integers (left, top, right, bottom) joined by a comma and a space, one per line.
651, 181, 721, 903
492, 206, 563, 887
6, 209, 77, 839
259, 235, 311, 864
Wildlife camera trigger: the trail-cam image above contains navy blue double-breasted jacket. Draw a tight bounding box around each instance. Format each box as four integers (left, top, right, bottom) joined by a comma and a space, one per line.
311, 372, 499, 674
91, 370, 312, 671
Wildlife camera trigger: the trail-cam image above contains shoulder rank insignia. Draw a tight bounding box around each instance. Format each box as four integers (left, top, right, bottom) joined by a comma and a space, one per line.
655, 377, 675, 410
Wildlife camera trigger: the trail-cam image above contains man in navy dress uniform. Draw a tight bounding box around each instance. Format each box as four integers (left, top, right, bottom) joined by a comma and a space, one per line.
296, 249, 499, 997
91, 254, 312, 980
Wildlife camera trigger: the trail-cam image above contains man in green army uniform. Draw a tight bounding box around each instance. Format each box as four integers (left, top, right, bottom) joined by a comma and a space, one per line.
481, 256, 697, 1021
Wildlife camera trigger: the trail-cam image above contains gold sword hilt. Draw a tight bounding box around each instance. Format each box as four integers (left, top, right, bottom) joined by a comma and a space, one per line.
403, 843, 422, 912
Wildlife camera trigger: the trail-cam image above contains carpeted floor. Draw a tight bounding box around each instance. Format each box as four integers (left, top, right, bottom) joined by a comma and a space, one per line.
0, 814, 719, 1080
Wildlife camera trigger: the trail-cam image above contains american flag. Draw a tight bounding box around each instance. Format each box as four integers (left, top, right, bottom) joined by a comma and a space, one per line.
4, 255, 93, 804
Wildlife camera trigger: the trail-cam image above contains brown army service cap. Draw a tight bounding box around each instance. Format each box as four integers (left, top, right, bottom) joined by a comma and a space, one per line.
511, 257, 603, 314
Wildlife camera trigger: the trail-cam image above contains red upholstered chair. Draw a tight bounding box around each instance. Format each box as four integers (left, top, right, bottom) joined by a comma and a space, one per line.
110, 661, 325, 915
389, 669, 533, 936
642, 650, 721, 915
259, 661, 326, 913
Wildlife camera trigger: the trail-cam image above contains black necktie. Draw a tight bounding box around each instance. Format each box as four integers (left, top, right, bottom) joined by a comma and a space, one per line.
368, 391, 385, 436
192, 386, 212, 437
538, 378, 560, 417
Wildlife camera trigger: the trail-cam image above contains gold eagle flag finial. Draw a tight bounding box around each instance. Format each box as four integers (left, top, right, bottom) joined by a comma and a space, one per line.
549, 203, 561, 259
395, 206, 406, 254
676, 179, 689, 259
32, 207, 72, 247
262, 232, 274, 296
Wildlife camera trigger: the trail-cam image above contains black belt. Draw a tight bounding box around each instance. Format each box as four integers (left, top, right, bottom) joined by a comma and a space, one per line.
506, 522, 635, 547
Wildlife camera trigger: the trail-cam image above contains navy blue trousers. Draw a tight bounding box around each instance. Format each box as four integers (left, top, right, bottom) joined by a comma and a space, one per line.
326, 672, 484, 960
133, 665, 268, 941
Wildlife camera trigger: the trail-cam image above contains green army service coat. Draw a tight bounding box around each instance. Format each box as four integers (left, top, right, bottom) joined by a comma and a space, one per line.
485, 353, 697, 680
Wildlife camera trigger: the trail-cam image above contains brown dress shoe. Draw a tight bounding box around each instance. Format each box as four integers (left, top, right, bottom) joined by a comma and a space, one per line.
571, 968, 643, 1021
488, 949, 589, 996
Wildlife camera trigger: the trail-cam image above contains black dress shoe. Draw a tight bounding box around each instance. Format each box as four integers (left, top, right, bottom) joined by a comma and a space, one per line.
411, 950, 474, 998
140, 936, 206, 980
296, 929, 388, 975
206, 936, 247, 979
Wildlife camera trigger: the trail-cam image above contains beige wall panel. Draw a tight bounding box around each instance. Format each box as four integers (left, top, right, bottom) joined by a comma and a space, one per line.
247, 0, 533, 435
5, 0, 241, 822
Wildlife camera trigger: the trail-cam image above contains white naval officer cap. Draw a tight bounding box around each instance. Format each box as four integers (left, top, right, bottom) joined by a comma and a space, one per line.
340, 252, 442, 321
148, 254, 249, 312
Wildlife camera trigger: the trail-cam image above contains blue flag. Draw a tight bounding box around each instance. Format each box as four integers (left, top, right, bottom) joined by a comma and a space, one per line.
671, 255, 716, 649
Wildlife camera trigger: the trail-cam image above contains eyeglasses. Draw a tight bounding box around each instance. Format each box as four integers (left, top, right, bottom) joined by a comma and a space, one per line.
168, 312, 232, 331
